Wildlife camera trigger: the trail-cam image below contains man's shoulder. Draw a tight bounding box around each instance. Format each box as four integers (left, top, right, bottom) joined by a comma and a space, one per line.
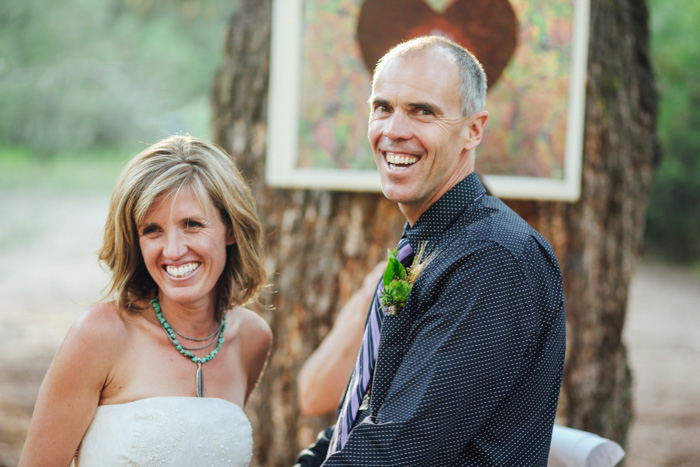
449, 195, 548, 258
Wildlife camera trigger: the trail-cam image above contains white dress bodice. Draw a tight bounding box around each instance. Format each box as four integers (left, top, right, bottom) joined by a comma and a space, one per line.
74, 397, 253, 467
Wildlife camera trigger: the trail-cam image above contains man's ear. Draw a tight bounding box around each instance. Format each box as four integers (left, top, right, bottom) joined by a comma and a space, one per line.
464, 110, 489, 152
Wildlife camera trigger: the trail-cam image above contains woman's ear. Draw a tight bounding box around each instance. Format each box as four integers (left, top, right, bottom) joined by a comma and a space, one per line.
226, 226, 236, 246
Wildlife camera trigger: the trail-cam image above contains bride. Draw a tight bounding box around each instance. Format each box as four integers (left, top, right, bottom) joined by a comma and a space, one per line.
19, 135, 271, 466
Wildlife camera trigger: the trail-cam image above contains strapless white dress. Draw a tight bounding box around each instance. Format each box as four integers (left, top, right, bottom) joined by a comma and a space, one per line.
73, 397, 253, 467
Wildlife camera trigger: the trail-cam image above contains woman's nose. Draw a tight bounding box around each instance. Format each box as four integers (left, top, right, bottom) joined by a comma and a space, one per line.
163, 230, 187, 259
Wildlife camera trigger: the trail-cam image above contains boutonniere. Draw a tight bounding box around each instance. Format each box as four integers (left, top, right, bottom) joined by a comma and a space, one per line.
380, 242, 437, 315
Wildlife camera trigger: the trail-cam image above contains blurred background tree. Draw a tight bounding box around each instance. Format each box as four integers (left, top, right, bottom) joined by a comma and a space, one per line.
644, 0, 700, 263
0, 0, 237, 156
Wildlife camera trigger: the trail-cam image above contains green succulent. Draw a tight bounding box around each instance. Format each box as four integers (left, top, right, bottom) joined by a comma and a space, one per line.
379, 243, 436, 315
380, 248, 412, 315
380, 278, 412, 315
382, 248, 407, 287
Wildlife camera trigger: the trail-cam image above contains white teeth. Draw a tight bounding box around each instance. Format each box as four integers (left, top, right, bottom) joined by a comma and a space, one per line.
165, 262, 200, 278
385, 152, 419, 167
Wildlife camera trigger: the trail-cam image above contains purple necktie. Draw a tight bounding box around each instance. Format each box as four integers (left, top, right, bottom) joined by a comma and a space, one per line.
327, 237, 414, 456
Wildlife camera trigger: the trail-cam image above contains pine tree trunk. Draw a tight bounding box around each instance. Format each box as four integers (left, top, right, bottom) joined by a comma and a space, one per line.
211, 4, 405, 465
506, 0, 658, 446
211, 0, 657, 464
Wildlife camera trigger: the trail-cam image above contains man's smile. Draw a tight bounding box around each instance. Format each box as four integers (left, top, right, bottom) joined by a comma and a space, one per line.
384, 151, 420, 171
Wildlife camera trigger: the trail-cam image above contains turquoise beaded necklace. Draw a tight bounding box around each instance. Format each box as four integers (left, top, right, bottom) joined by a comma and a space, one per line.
152, 298, 226, 397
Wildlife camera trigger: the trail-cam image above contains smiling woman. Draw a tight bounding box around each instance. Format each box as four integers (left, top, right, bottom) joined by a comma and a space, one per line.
101, 136, 266, 320
18, 135, 271, 467
138, 185, 235, 334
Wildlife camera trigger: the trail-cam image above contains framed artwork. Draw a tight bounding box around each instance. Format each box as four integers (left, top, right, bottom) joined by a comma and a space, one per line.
267, 0, 590, 201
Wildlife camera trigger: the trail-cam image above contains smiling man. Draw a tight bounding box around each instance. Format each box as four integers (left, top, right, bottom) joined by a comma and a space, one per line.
296, 36, 566, 466
368, 40, 487, 224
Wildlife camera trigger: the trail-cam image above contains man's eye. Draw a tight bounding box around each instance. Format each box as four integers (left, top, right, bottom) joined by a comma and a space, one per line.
374, 104, 390, 113
418, 108, 433, 116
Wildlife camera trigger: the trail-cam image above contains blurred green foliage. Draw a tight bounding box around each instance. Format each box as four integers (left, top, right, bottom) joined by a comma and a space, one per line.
0, 0, 237, 155
0, 144, 127, 192
645, 0, 700, 262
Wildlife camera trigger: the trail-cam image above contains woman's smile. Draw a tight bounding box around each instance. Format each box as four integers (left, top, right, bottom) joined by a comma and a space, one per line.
164, 261, 201, 279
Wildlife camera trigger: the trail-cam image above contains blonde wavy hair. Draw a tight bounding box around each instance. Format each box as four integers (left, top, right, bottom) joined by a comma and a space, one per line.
99, 135, 266, 320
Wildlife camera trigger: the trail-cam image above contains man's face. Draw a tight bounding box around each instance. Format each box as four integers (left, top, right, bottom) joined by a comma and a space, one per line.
368, 49, 485, 224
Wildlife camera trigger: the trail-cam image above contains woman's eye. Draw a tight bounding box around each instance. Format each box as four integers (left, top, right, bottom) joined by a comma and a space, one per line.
185, 220, 204, 230
141, 226, 159, 235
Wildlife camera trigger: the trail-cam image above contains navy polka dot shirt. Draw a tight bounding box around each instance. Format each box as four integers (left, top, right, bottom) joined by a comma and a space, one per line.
296, 173, 566, 466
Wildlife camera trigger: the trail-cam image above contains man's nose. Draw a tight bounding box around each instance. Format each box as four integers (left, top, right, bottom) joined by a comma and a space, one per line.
163, 230, 187, 259
383, 112, 412, 140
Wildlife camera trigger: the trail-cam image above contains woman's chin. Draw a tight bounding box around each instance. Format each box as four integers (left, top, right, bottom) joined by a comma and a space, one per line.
157, 286, 215, 309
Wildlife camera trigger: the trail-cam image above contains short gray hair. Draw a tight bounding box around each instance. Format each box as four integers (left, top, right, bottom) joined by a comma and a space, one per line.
372, 36, 487, 117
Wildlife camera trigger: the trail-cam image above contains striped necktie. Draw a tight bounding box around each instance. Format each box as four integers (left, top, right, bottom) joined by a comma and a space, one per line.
327, 237, 414, 456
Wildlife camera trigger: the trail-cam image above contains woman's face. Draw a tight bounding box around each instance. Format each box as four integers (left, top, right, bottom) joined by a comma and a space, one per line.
138, 185, 234, 310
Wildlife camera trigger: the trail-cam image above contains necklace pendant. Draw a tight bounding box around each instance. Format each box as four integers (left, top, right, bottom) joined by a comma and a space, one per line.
151, 298, 226, 400
196, 362, 203, 398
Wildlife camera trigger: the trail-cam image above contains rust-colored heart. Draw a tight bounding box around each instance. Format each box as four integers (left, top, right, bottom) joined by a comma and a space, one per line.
357, 0, 518, 87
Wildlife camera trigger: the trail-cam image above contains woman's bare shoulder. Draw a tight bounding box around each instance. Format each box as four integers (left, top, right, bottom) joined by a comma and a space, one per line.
67, 301, 135, 350
234, 307, 272, 348
74, 300, 123, 329
231, 307, 271, 401
229, 307, 271, 371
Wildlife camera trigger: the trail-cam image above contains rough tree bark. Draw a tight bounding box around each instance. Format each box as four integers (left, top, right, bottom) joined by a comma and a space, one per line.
211, 0, 657, 464
211, 3, 405, 465
506, 0, 658, 446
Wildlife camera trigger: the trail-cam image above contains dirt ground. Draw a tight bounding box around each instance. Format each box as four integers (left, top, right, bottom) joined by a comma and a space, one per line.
1, 189, 699, 466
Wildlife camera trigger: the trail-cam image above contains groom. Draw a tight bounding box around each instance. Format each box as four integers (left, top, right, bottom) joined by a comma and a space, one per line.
296, 36, 566, 466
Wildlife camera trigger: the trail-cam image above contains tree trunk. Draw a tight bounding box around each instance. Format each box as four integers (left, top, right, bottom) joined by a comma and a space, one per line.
506, 0, 658, 446
211, 0, 657, 464
211, 4, 406, 465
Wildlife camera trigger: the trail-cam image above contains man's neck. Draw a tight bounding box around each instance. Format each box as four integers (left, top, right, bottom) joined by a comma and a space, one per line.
400, 168, 474, 226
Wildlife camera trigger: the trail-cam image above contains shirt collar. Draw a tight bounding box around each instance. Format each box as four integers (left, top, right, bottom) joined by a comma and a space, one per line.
403, 172, 486, 246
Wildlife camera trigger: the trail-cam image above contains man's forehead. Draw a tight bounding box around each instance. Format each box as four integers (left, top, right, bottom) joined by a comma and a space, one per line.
375, 46, 454, 76
370, 49, 460, 104
376, 50, 456, 84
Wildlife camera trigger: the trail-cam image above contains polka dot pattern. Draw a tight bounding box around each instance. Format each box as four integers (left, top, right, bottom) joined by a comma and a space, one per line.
296, 173, 566, 466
